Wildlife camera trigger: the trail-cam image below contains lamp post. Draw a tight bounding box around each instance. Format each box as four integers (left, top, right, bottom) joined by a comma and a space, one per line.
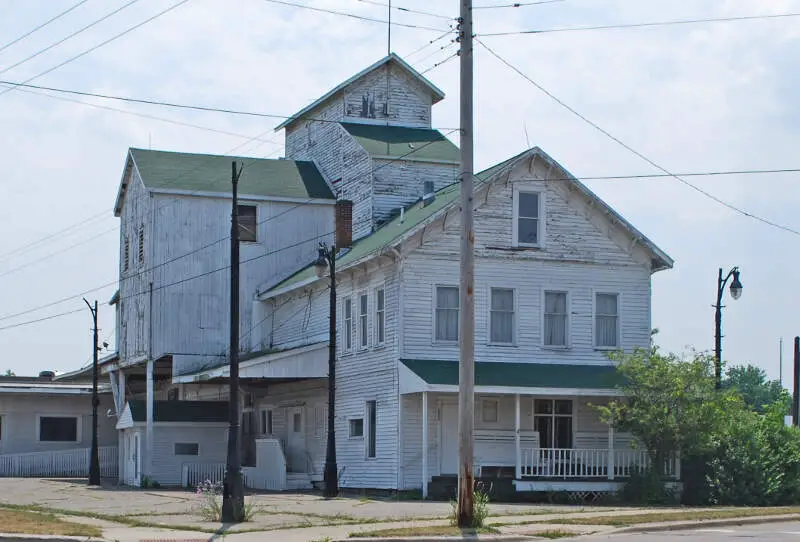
315, 243, 338, 498
714, 267, 743, 389
82, 298, 101, 486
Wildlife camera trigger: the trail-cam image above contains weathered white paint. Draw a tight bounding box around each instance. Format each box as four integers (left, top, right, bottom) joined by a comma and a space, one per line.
145, 359, 153, 478
421, 391, 428, 499
0, 394, 116, 455
0, 446, 118, 478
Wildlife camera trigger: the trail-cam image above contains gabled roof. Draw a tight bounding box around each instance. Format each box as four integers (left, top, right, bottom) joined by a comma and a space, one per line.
126, 400, 228, 423
262, 147, 673, 298
274, 53, 446, 131
114, 148, 335, 216
342, 123, 459, 163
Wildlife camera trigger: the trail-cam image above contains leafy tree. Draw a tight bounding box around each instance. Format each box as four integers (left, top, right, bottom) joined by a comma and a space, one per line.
722, 364, 786, 414
595, 348, 736, 470
2, 369, 15, 376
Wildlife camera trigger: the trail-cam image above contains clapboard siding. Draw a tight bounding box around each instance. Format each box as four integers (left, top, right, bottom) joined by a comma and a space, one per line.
0, 395, 117, 454
118, 165, 152, 362
402, 255, 651, 363
145, 194, 333, 376
285, 100, 345, 184
372, 160, 458, 227
148, 424, 228, 486
342, 64, 432, 128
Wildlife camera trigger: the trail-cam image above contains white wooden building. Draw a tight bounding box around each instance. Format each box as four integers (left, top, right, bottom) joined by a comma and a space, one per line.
106, 54, 674, 495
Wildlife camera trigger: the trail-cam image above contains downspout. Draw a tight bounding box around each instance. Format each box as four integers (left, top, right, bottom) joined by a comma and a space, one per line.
389, 246, 405, 491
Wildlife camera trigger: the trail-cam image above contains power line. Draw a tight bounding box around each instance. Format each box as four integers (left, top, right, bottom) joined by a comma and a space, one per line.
474, 0, 563, 9
261, 0, 449, 32
421, 50, 459, 74
479, 12, 800, 37
0, 0, 91, 56
477, 39, 800, 237
0, 308, 86, 333
404, 28, 455, 58
0, 210, 109, 263
355, 0, 453, 21
0, 0, 141, 77
0, 0, 190, 99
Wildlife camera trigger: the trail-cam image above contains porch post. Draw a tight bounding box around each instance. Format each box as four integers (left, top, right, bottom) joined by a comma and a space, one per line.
514, 394, 521, 479
421, 391, 428, 499
146, 360, 154, 478
118, 370, 126, 410
109, 370, 120, 414
607, 424, 615, 481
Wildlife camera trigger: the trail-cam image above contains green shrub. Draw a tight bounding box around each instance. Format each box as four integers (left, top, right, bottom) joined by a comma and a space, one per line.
619, 470, 678, 506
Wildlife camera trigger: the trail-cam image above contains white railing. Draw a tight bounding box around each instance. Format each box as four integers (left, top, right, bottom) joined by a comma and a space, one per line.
520, 447, 678, 480
182, 440, 290, 491
0, 447, 118, 478
181, 463, 227, 488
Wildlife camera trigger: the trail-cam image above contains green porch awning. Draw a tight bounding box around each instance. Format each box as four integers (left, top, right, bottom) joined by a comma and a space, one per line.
400, 359, 624, 390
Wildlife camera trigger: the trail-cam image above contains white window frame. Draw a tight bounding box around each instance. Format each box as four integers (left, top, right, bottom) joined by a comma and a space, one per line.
374, 286, 386, 346
487, 287, 516, 346
349, 417, 364, 439
433, 284, 460, 344
343, 297, 353, 353
480, 398, 500, 424
512, 185, 545, 248
365, 399, 377, 460
358, 292, 369, 350
532, 397, 576, 449
36, 415, 81, 443
259, 407, 274, 435
593, 291, 621, 350
0, 414, 4, 441
173, 442, 200, 456
541, 289, 571, 349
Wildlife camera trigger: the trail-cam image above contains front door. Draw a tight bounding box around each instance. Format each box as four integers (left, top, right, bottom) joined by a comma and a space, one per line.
125, 432, 141, 486
286, 407, 306, 473
440, 402, 458, 475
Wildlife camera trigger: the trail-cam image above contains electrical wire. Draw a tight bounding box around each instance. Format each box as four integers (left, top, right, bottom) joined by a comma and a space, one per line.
355, 0, 454, 21
477, 38, 800, 237
0, 0, 190, 99
261, 0, 449, 32
420, 50, 459, 74
403, 28, 455, 58
0, 0, 91, 55
474, 0, 563, 8
0, 308, 86, 333
0, 210, 109, 263
479, 12, 800, 37
0, 0, 141, 77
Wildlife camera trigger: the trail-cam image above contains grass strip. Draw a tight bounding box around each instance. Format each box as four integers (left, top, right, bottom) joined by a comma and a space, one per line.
0, 509, 102, 537
531, 507, 800, 527
349, 525, 500, 537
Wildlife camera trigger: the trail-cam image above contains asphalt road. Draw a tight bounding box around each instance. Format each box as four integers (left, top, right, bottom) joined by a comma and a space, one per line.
589, 522, 800, 541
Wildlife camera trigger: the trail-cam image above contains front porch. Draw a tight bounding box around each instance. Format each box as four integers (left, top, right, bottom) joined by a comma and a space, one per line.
399, 359, 677, 498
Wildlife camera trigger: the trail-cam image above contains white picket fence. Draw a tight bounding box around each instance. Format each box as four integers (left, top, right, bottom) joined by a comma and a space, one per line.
0, 446, 118, 478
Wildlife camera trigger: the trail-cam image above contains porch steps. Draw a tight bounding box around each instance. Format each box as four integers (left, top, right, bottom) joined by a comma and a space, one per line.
286, 472, 312, 490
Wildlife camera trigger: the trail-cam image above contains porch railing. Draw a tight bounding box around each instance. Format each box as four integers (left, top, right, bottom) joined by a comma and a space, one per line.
0, 446, 118, 478
181, 439, 287, 491
521, 448, 679, 480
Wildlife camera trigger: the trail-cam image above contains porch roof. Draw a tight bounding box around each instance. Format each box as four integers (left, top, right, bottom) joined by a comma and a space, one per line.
400, 359, 624, 395
128, 400, 228, 423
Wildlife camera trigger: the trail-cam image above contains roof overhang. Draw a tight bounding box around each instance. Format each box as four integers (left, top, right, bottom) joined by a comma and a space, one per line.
113, 150, 136, 217
275, 53, 446, 132
173, 342, 329, 383
148, 187, 335, 205
399, 359, 624, 396
0, 384, 111, 395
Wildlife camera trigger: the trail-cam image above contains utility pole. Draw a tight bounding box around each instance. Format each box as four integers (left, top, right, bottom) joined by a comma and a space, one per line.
457, 0, 475, 528
222, 161, 245, 522
320, 245, 338, 497
793, 337, 799, 428
83, 298, 101, 486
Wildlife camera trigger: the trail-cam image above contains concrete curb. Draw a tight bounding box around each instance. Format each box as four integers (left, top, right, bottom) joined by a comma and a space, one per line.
614, 514, 800, 534
0, 535, 106, 542
333, 537, 536, 542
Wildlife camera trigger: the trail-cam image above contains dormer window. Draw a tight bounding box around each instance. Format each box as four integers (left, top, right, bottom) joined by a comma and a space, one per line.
512, 187, 544, 247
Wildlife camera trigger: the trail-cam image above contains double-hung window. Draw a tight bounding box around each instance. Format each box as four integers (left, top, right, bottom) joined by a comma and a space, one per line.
238, 205, 257, 242
375, 288, 385, 345
435, 286, 459, 342
343, 298, 353, 352
513, 189, 542, 246
359, 293, 368, 349
544, 291, 568, 347
595, 293, 619, 348
489, 288, 514, 344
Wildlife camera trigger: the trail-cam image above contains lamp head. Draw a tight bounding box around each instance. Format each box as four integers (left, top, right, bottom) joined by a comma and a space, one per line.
730, 268, 743, 300
314, 246, 329, 277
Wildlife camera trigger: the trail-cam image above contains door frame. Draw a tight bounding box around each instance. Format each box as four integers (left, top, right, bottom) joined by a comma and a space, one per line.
438, 398, 458, 475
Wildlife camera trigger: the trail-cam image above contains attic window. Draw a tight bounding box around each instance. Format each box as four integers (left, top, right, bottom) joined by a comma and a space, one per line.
512, 187, 544, 247
138, 225, 145, 266
238, 205, 257, 242
123, 236, 130, 272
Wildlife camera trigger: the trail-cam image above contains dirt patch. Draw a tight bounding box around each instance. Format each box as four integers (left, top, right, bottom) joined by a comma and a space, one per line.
0, 509, 102, 537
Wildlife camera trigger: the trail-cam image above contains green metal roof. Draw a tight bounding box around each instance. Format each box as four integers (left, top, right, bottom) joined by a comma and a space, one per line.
128, 400, 228, 423
341, 123, 460, 163
401, 359, 624, 389
129, 148, 335, 200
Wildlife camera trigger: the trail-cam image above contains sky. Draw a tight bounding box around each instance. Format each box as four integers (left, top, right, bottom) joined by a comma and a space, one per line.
0, 0, 798, 383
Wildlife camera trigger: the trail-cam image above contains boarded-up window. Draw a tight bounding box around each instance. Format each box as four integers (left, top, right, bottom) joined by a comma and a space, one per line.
238, 205, 257, 242
39, 416, 78, 442
174, 443, 199, 456
138, 225, 145, 265
123, 236, 130, 272
366, 400, 377, 458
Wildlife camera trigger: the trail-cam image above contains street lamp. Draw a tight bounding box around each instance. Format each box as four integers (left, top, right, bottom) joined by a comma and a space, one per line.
82, 298, 101, 486
714, 267, 743, 389
315, 243, 339, 498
